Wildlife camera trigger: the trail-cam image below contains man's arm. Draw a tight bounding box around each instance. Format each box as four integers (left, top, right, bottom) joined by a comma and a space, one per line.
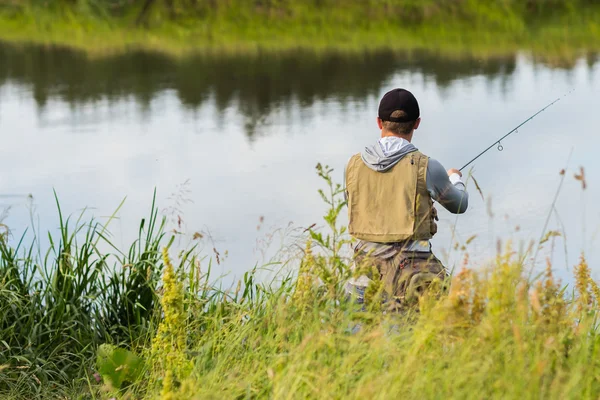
426, 158, 468, 214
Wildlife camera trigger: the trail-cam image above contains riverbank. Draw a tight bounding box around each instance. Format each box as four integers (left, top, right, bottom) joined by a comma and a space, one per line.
1, 169, 600, 398
0, 2, 599, 62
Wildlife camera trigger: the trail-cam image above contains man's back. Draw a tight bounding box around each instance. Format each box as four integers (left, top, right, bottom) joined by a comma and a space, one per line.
344, 88, 469, 309
346, 150, 435, 243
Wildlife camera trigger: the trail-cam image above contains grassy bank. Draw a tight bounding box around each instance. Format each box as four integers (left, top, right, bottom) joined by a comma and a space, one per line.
1, 166, 600, 399
0, 0, 599, 59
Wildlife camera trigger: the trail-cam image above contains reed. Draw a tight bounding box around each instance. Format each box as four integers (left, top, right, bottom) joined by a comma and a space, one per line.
0, 191, 171, 397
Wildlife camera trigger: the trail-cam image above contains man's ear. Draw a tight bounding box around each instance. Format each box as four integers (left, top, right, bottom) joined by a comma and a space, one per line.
376, 117, 383, 130
414, 117, 421, 130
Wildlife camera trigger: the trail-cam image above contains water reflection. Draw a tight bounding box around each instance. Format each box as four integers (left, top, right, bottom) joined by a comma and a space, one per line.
0, 41, 530, 137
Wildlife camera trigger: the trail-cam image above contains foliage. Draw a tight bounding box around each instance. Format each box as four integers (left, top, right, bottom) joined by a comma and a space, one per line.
297, 163, 352, 307
0, 192, 169, 397
96, 344, 144, 391
0, 0, 599, 58
147, 167, 600, 399
98, 193, 166, 347
3, 0, 597, 23
149, 248, 192, 398
0, 166, 599, 398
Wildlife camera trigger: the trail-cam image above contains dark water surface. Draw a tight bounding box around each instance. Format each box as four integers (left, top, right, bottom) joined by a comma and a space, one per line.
1, 42, 599, 282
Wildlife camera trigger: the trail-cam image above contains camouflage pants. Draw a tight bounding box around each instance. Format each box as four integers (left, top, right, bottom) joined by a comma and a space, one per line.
346, 249, 448, 310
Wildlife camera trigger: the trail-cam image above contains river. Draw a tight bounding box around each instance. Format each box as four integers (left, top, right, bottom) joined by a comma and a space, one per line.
1, 42, 599, 283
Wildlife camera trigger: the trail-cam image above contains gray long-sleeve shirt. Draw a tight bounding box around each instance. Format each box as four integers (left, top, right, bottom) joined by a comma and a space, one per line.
426, 157, 469, 214
347, 136, 468, 254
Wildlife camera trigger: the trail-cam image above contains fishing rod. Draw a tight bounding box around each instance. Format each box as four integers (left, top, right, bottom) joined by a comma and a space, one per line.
459, 91, 572, 172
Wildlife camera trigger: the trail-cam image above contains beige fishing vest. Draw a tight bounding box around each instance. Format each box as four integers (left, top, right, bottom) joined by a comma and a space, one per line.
346, 151, 437, 243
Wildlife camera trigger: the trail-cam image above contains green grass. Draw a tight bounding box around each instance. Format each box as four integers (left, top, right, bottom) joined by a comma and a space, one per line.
0, 191, 171, 397
1, 165, 600, 399
0, 1, 599, 61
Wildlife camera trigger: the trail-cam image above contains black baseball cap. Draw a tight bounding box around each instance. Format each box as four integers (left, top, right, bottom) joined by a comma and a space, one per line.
378, 88, 420, 122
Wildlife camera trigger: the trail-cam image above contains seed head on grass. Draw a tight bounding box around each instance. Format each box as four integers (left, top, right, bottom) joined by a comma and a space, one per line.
530, 262, 567, 337
293, 239, 317, 311
575, 254, 592, 313
150, 248, 191, 398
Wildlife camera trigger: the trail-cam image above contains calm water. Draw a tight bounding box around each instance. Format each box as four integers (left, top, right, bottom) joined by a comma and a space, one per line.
1, 42, 599, 282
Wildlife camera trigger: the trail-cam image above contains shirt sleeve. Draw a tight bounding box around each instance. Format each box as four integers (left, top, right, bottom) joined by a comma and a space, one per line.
426, 158, 469, 214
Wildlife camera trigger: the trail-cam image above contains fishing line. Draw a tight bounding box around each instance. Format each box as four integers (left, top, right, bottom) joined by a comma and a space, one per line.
459, 90, 573, 172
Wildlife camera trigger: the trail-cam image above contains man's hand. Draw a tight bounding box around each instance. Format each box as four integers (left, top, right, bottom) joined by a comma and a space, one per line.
447, 168, 462, 177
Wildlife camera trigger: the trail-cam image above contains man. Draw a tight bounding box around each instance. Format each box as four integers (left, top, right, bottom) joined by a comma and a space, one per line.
345, 88, 468, 309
